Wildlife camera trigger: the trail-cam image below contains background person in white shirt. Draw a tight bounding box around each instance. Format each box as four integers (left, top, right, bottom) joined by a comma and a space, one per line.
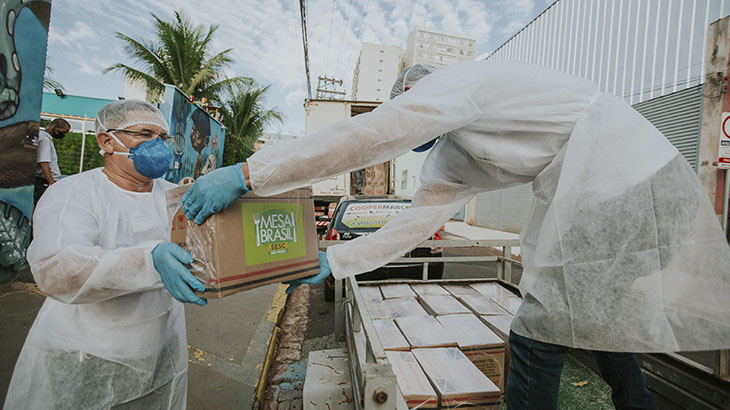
35, 118, 69, 202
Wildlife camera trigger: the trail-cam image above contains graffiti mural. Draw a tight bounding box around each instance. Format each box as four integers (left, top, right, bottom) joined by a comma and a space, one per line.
0, 0, 52, 282
158, 85, 225, 184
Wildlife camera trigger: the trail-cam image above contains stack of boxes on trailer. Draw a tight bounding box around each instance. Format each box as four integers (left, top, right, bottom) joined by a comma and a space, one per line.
362, 162, 389, 196
356, 281, 522, 409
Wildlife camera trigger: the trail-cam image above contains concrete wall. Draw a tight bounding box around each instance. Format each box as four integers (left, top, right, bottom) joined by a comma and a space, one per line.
393, 150, 427, 198
698, 16, 730, 215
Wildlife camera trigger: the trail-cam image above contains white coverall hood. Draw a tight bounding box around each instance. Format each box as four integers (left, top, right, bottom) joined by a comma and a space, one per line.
246, 60, 730, 353
4, 169, 187, 409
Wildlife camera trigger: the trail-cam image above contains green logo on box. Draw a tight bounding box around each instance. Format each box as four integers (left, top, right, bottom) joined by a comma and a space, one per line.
243, 202, 306, 266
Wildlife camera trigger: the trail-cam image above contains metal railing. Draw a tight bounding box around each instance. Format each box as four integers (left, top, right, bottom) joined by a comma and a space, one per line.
324, 239, 522, 409
320, 238, 521, 336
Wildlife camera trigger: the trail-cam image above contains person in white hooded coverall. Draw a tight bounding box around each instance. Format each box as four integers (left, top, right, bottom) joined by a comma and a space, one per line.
4, 100, 208, 410
181, 61, 730, 410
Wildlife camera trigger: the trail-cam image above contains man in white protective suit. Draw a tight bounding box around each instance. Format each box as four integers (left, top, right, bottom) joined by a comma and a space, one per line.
4, 100, 208, 409
180, 62, 730, 410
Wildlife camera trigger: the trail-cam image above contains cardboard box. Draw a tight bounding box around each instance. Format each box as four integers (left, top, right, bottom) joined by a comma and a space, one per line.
385, 351, 438, 409
363, 297, 430, 320
491, 296, 522, 315
380, 284, 417, 299
395, 316, 457, 348
480, 315, 513, 340
419, 295, 472, 316
459, 295, 511, 316
412, 348, 501, 409
166, 185, 320, 298
470, 282, 519, 300
479, 314, 514, 395
442, 284, 482, 297
437, 314, 506, 393
358, 285, 383, 301
373, 320, 410, 351
410, 284, 450, 297
381, 298, 431, 320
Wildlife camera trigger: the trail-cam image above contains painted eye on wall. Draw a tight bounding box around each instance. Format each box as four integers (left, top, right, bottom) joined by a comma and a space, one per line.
7, 10, 15, 36
12, 52, 20, 72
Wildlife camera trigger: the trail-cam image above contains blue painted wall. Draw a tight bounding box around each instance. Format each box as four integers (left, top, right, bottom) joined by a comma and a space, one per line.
41, 92, 113, 119
0, 0, 52, 280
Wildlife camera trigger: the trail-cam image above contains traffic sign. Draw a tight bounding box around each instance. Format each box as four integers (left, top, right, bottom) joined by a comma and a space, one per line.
719, 112, 730, 169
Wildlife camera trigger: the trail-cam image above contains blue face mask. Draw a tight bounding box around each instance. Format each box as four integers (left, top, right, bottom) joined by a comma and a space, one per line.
109, 132, 172, 179
412, 138, 438, 152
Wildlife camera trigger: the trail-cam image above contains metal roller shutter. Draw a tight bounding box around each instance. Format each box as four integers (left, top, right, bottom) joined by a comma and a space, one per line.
472, 85, 704, 233
475, 184, 534, 234
632, 84, 703, 170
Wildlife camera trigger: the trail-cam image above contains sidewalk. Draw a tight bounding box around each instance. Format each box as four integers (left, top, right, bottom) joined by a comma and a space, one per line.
0, 281, 285, 409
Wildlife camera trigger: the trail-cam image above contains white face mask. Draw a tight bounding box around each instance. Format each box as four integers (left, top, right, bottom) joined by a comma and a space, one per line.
98, 119, 132, 156
104, 131, 133, 156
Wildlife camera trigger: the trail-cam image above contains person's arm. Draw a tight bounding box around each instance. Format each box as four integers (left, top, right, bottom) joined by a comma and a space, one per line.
27, 180, 164, 304
36, 137, 55, 184
326, 178, 477, 279
39, 162, 55, 185
246, 68, 482, 196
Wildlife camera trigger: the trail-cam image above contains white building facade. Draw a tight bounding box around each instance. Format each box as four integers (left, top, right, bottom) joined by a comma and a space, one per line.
403, 27, 477, 68
351, 43, 403, 102
395, 28, 477, 199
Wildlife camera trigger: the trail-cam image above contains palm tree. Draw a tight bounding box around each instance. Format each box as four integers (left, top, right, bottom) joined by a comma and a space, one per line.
44, 64, 63, 92
221, 84, 283, 166
105, 11, 249, 104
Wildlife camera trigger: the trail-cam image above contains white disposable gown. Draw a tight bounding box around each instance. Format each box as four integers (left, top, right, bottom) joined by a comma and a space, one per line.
4, 168, 187, 409
248, 60, 730, 352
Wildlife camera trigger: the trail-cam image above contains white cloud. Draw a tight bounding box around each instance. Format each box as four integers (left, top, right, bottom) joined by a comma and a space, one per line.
48, 0, 546, 133
48, 21, 99, 47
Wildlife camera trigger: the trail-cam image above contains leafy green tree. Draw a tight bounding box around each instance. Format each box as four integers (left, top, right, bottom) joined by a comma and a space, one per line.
221, 84, 283, 166
53, 131, 106, 175
105, 11, 249, 104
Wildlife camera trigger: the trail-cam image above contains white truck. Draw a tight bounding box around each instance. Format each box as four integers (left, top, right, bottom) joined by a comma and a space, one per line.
305, 99, 390, 208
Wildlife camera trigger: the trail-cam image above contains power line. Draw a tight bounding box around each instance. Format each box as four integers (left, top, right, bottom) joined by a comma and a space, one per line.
338, 0, 371, 82
333, 0, 355, 80
325, 0, 335, 74
299, 0, 312, 99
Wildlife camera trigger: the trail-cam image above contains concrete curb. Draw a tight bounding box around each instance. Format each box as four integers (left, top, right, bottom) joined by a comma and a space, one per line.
246, 284, 288, 409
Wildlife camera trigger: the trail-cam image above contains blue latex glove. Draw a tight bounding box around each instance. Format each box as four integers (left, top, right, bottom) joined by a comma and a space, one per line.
152, 242, 207, 306
283, 251, 331, 295
181, 162, 250, 225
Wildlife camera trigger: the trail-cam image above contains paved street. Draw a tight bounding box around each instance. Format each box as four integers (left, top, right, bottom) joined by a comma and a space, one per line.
0, 281, 282, 409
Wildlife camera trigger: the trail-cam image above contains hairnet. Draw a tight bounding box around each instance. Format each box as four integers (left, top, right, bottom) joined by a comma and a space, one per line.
95, 100, 169, 134
390, 64, 438, 99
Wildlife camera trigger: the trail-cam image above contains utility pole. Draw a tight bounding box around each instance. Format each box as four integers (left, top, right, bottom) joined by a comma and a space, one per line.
315, 76, 346, 100
299, 0, 312, 100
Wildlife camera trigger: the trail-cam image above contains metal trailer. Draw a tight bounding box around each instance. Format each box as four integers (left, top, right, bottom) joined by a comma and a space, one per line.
304, 239, 519, 410
304, 239, 730, 410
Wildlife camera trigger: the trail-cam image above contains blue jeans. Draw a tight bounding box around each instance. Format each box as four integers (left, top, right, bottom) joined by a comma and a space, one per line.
506, 331, 658, 410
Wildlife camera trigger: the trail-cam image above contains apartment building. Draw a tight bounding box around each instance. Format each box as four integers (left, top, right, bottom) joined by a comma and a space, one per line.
351, 42, 404, 101
403, 27, 476, 69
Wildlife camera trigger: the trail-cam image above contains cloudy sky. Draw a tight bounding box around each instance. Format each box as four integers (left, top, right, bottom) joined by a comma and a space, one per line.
46, 0, 551, 135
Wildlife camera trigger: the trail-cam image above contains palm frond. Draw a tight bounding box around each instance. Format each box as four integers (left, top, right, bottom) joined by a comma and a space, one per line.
104, 64, 165, 97
110, 10, 248, 104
